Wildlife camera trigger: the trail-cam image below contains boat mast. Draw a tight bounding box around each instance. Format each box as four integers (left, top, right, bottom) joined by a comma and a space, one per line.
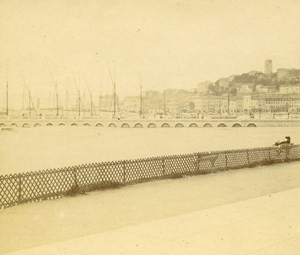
6, 61, 8, 116
72, 73, 82, 118
84, 76, 95, 116
99, 85, 102, 113
114, 62, 116, 117
107, 60, 117, 118
163, 90, 166, 115
55, 81, 59, 116
21, 73, 37, 116
65, 89, 68, 113
139, 74, 143, 117
47, 62, 60, 116
28, 90, 31, 116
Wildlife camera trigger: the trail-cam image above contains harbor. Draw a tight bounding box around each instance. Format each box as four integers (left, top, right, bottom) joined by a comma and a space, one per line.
1, 0, 300, 254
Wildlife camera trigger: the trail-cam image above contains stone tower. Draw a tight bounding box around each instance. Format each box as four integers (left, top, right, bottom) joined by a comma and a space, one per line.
264, 60, 272, 75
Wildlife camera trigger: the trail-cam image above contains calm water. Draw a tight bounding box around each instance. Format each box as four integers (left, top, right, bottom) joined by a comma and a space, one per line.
1, 126, 300, 174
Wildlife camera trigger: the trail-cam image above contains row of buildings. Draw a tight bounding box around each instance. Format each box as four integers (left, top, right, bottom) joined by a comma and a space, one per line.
95, 88, 300, 117
10, 60, 300, 117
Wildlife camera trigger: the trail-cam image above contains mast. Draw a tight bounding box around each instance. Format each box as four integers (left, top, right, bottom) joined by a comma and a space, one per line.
28, 90, 31, 116
139, 74, 143, 117
107, 60, 117, 118
6, 61, 8, 116
113, 62, 116, 117
99, 85, 102, 113
22, 86, 25, 113
56, 81, 59, 116
21, 73, 36, 116
6, 81, 8, 116
227, 92, 230, 115
84, 76, 95, 116
163, 90, 166, 115
65, 89, 68, 113
72, 73, 81, 118
79, 91, 81, 117
47, 61, 60, 116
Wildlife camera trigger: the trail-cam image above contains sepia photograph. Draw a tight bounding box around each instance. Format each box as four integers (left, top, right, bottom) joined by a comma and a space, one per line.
1, 0, 300, 254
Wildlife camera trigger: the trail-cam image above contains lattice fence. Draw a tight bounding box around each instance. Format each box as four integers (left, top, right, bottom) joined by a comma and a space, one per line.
1, 145, 300, 209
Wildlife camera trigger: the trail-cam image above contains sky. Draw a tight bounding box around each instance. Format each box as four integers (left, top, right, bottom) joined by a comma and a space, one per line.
0, 0, 300, 109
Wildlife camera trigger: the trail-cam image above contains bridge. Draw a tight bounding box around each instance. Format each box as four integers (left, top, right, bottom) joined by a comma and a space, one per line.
1, 118, 300, 128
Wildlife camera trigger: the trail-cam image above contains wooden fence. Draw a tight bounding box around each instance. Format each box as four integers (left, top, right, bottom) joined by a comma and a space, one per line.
1, 145, 300, 209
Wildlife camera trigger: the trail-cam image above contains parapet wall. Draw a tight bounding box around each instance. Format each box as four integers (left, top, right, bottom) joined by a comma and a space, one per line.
1, 145, 300, 209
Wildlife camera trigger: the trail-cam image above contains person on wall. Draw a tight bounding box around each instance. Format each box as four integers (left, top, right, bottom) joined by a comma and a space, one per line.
275, 136, 291, 146
274, 136, 292, 156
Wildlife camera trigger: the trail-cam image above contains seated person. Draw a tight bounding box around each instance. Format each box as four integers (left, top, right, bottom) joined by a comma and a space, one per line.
275, 136, 291, 146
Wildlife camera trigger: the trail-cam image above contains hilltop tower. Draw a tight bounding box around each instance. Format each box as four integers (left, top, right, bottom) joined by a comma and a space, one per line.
264, 59, 272, 75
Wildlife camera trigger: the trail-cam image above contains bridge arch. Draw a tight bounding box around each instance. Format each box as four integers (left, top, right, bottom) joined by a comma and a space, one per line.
34, 123, 41, 127
83, 123, 91, 126
71, 123, 78, 126
189, 123, 198, 128
22, 123, 30, 128
134, 123, 143, 128
217, 123, 227, 127
121, 123, 130, 128
232, 123, 242, 127
96, 123, 103, 127
175, 123, 184, 128
59, 123, 65, 126
203, 123, 212, 127
161, 123, 170, 128
0, 123, 5, 127
46, 123, 53, 126
247, 123, 257, 127
11, 123, 18, 127
108, 123, 117, 128
148, 123, 156, 128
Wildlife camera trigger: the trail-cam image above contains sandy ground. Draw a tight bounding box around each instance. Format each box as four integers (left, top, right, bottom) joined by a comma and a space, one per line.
5, 188, 300, 255
1, 161, 300, 254
1, 127, 300, 174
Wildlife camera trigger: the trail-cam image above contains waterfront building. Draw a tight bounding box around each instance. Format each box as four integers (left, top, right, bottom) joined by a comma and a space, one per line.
98, 95, 119, 112
122, 96, 140, 113
191, 96, 203, 112
279, 84, 300, 94
265, 94, 300, 113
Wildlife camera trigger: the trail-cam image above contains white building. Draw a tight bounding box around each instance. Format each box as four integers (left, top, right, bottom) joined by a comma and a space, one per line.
279, 84, 300, 94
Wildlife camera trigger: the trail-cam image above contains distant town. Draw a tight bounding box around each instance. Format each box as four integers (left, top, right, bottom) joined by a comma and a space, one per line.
1, 60, 300, 120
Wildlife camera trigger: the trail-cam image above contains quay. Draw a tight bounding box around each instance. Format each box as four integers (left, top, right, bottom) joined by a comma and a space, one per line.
1, 117, 300, 128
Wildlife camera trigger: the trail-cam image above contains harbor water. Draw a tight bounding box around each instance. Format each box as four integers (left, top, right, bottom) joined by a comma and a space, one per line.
1, 126, 300, 175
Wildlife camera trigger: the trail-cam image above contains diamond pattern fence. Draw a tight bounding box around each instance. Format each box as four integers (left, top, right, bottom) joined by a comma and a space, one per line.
1, 145, 300, 209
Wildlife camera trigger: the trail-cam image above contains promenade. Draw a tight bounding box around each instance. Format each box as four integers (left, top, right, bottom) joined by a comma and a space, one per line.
1, 161, 300, 254
7, 188, 300, 255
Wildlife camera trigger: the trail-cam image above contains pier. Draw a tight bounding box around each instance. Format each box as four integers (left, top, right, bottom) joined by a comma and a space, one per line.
1, 118, 300, 128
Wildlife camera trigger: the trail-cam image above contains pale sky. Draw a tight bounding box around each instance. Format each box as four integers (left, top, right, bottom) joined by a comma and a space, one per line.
0, 0, 300, 108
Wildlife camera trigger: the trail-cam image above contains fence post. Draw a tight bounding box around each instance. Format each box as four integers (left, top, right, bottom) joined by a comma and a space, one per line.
246, 149, 250, 167
225, 152, 228, 169
162, 158, 165, 175
196, 153, 201, 172
18, 174, 22, 203
268, 147, 272, 162
73, 167, 78, 190
122, 161, 126, 183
